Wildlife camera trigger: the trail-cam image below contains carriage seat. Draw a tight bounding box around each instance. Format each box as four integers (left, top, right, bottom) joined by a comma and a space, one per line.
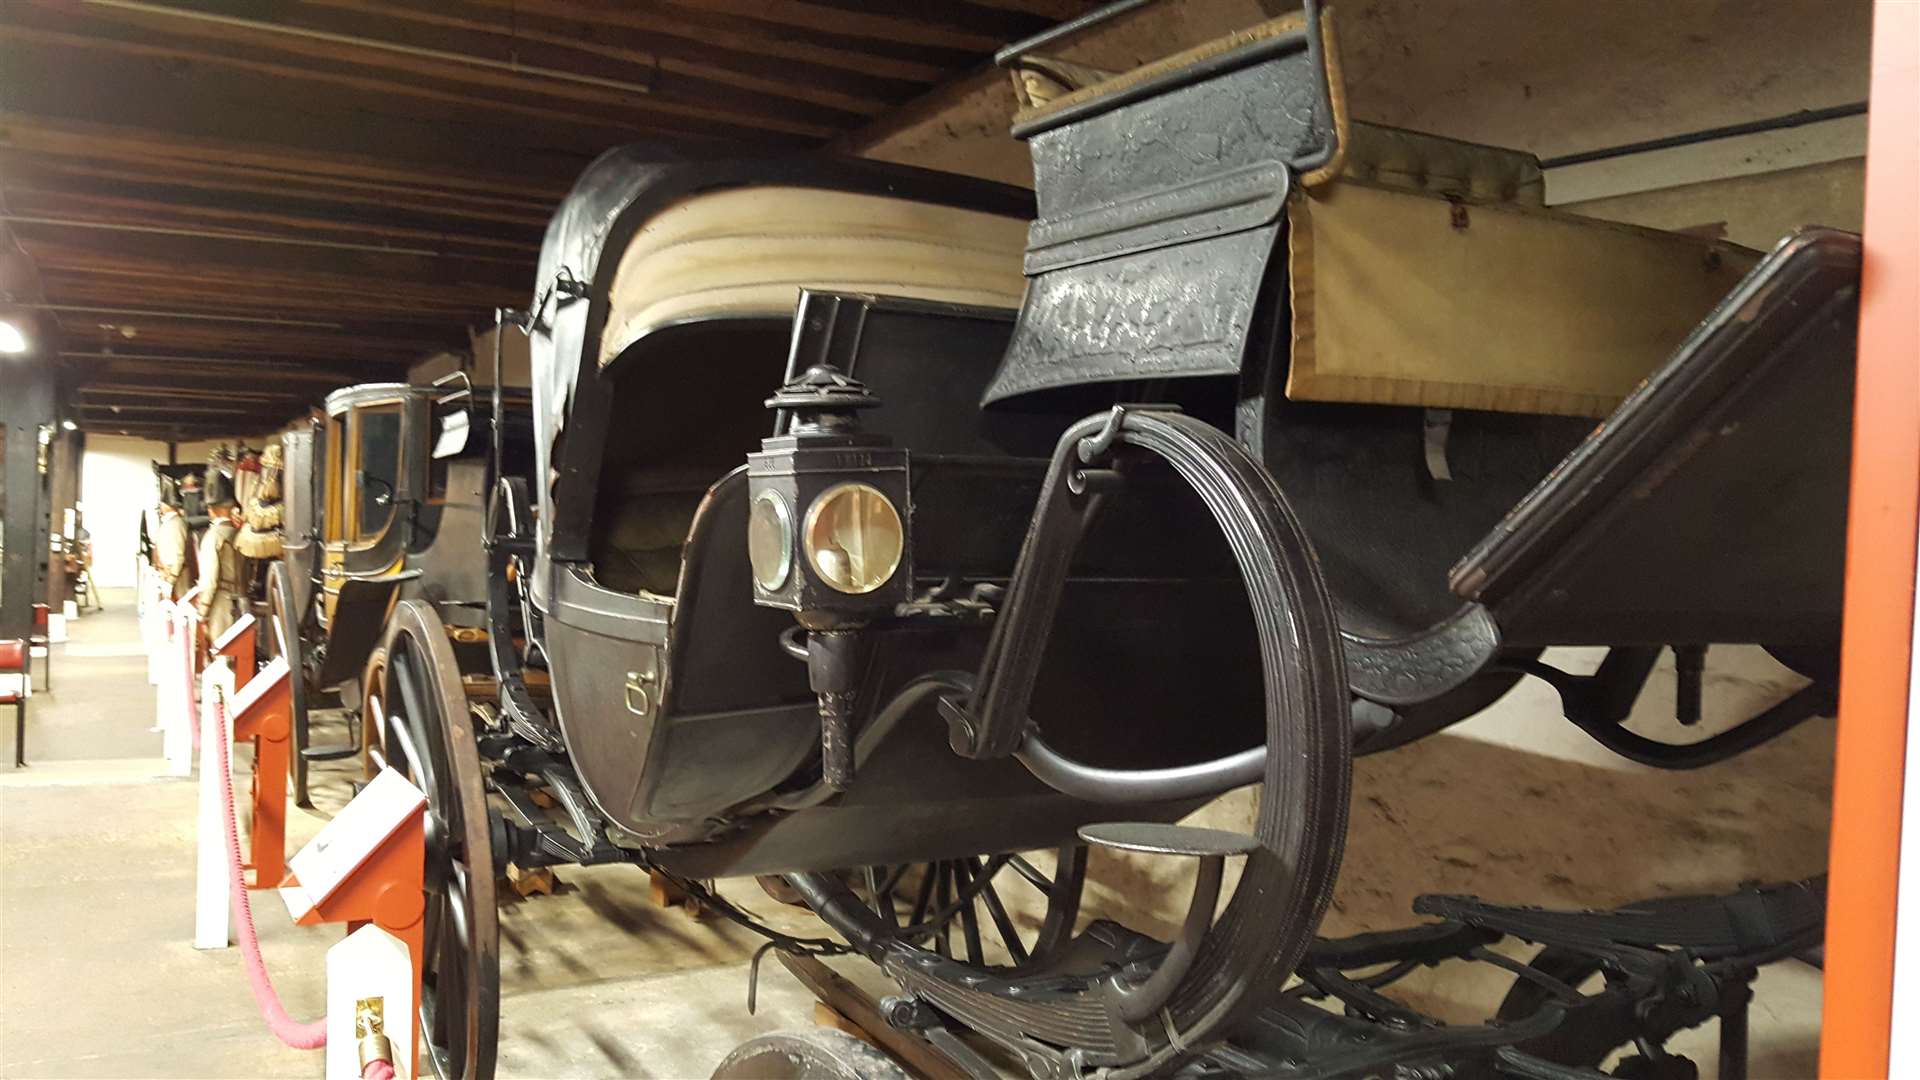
1006, 13, 1761, 419
593, 466, 740, 596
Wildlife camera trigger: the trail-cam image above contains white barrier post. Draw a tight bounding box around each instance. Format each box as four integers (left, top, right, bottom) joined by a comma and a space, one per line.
159, 599, 197, 777
326, 926, 416, 1080
143, 574, 165, 687
194, 656, 236, 950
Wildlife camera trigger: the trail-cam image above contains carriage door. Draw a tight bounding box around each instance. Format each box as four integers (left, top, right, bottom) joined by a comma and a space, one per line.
319, 408, 349, 625
320, 397, 407, 622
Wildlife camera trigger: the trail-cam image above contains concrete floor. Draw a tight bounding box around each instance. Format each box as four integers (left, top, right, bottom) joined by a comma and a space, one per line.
1, 591, 1826, 1078
0, 594, 824, 1079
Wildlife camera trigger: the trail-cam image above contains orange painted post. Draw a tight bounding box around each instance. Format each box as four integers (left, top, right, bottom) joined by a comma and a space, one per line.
213, 613, 257, 693
290, 811, 426, 1080
1821, 3, 1920, 1075
229, 660, 293, 891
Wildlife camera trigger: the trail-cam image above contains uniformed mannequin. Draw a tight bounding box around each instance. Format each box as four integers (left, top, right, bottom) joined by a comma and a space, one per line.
177, 471, 204, 521
195, 471, 246, 641
153, 473, 194, 602
235, 444, 284, 561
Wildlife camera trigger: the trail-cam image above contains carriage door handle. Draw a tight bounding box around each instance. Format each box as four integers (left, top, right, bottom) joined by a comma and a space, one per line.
624, 670, 656, 716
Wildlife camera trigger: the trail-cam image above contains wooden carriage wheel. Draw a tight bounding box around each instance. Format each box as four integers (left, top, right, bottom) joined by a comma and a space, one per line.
265, 561, 315, 806
374, 601, 500, 1080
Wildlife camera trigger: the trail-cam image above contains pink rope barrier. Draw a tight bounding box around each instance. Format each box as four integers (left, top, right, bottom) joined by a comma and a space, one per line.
209, 690, 327, 1050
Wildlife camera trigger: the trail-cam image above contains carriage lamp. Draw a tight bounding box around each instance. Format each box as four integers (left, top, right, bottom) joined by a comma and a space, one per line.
747, 363, 911, 617
747, 362, 912, 790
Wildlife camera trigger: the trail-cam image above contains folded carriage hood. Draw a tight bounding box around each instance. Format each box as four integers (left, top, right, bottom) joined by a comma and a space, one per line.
526, 146, 680, 608
524, 149, 1033, 609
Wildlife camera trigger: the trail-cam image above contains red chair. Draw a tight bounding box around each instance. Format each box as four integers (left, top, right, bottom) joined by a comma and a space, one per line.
30, 604, 50, 692
0, 639, 27, 767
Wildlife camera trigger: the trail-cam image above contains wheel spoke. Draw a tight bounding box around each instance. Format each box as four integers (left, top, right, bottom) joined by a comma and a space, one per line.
1033, 847, 1087, 959
932, 864, 952, 959
952, 860, 986, 966
389, 648, 441, 800
976, 864, 1029, 966
908, 862, 938, 927
446, 860, 473, 946
866, 865, 900, 929
1007, 852, 1053, 892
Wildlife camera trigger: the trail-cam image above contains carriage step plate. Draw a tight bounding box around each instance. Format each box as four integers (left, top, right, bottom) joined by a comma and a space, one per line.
1078, 822, 1262, 858
300, 744, 360, 762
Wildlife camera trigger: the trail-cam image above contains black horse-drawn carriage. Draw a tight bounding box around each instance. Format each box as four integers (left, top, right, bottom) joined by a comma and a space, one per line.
370, 3, 1853, 1076
267, 377, 530, 805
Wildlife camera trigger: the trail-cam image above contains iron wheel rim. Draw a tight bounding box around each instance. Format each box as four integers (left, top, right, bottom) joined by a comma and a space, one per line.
377, 601, 499, 1080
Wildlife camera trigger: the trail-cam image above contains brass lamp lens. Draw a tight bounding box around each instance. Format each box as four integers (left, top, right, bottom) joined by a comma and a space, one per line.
802, 483, 904, 595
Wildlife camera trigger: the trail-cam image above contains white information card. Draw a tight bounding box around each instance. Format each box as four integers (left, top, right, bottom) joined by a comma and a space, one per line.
281, 768, 426, 921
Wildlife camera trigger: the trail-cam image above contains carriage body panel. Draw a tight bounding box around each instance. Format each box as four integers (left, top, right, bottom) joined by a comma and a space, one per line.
525, 158, 1040, 851
523, 161, 1274, 865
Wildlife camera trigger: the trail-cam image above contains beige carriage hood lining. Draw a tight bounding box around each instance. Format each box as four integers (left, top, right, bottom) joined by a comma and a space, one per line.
597, 186, 1031, 368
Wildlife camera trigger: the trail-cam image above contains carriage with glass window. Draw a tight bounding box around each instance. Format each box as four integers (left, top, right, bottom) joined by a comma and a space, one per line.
266, 378, 528, 806
375, 3, 1857, 1076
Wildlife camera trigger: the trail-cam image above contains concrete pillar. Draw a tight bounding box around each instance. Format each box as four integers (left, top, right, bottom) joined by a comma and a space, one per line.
44, 427, 79, 612
0, 355, 53, 637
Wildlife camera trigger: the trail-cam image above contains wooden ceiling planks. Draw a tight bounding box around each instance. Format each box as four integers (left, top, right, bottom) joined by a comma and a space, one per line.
0, 0, 1095, 438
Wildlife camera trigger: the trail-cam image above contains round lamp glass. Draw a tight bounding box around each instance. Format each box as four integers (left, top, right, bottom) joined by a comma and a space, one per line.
802, 483, 904, 595
747, 489, 794, 591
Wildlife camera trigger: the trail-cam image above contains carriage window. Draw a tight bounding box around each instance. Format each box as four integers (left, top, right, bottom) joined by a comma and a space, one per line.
355, 404, 403, 542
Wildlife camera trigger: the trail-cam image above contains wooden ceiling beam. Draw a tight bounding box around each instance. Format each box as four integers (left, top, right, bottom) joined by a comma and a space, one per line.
1, 193, 540, 261
23, 237, 525, 296
963, 0, 1089, 15
445, 0, 980, 77
54, 321, 457, 364
650, 0, 1044, 51
1, 148, 557, 234
2, 158, 546, 249
22, 296, 485, 347
78, 385, 319, 406
19, 228, 525, 288
32, 258, 520, 304
74, 399, 271, 415
0, 113, 568, 207
3, 6, 841, 144
60, 351, 405, 382
791, 0, 1057, 43
150, 0, 920, 117
37, 275, 520, 325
